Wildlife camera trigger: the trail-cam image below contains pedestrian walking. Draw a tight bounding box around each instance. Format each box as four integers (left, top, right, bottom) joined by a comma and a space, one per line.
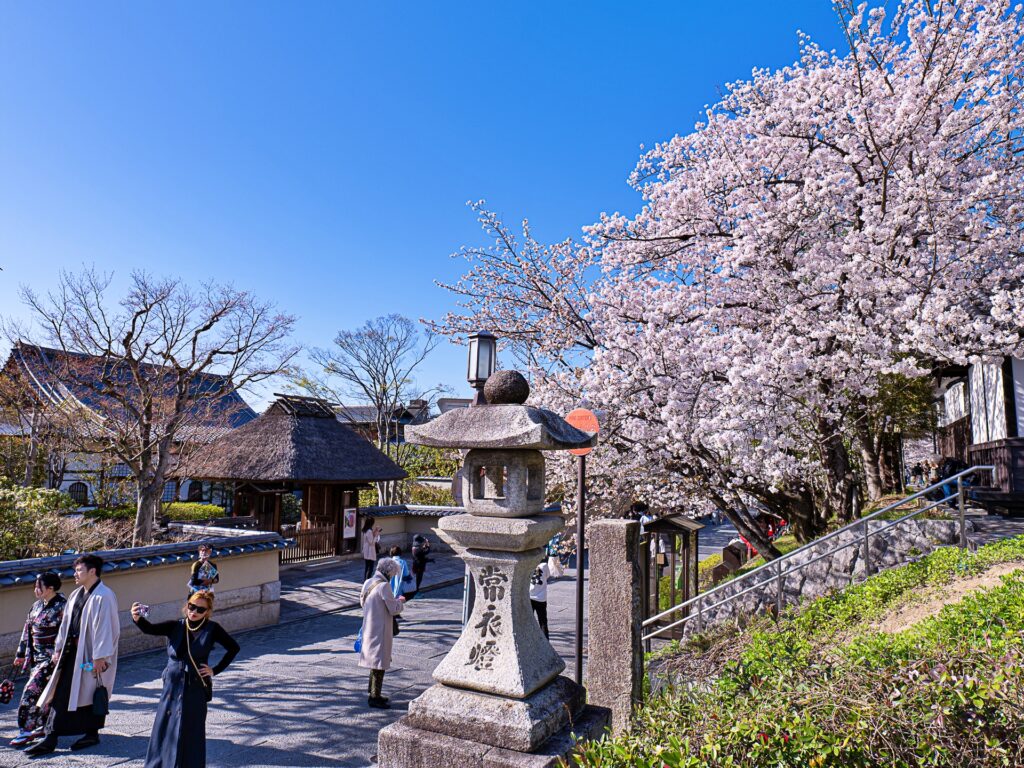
388, 546, 413, 600
9, 572, 67, 749
361, 517, 381, 581
910, 462, 923, 486
131, 590, 240, 768
529, 561, 550, 639
410, 534, 432, 592
359, 557, 406, 709
188, 544, 220, 595
26, 554, 119, 757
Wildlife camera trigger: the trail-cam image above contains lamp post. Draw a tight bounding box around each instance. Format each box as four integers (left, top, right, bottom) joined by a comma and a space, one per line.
467, 331, 497, 405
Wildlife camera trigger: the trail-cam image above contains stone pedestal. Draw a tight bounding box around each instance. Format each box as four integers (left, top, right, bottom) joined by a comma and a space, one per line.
586, 520, 643, 734
379, 704, 611, 768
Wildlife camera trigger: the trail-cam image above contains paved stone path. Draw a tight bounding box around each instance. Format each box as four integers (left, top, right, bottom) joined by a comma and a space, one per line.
968, 515, 1024, 546
696, 520, 738, 561
278, 552, 467, 622
0, 560, 588, 768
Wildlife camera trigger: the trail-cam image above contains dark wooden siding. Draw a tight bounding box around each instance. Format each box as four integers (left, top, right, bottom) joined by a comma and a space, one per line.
968, 437, 1024, 493
937, 416, 970, 463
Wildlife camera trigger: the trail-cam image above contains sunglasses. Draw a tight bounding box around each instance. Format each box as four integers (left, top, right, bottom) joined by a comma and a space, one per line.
187, 604, 209, 615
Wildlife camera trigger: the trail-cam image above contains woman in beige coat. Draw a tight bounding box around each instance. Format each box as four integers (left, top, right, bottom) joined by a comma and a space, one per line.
359, 557, 405, 708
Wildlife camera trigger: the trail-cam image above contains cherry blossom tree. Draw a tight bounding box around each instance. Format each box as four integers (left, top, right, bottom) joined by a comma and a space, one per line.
436, 0, 1024, 553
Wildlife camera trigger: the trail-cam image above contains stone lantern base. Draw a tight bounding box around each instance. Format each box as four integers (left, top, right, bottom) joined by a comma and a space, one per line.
378, 693, 610, 768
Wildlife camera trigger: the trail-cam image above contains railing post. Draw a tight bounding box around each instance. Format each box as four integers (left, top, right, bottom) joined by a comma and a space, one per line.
774, 560, 783, 620
862, 517, 872, 577
696, 594, 703, 634
957, 476, 967, 549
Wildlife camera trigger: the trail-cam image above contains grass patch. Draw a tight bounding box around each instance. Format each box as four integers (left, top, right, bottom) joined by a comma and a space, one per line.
571, 536, 1024, 768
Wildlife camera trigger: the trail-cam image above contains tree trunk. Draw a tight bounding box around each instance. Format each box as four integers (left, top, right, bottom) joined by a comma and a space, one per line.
820, 428, 857, 525
722, 506, 781, 560
754, 484, 823, 544
134, 484, 162, 545
22, 411, 40, 487
878, 432, 902, 494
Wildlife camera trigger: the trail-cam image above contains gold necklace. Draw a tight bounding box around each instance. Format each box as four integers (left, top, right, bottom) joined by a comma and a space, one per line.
185, 616, 207, 633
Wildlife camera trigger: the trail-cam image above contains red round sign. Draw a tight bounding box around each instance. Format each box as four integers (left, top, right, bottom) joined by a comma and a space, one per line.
566, 408, 599, 456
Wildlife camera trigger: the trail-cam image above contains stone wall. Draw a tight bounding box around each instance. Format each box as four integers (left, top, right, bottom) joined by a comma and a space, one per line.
0, 534, 284, 659
680, 519, 971, 635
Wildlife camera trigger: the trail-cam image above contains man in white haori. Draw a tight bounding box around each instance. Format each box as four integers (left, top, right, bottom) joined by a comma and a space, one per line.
27, 553, 120, 756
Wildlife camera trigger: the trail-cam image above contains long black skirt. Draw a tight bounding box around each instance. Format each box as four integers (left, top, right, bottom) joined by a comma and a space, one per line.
145, 661, 208, 768
47, 642, 106, 736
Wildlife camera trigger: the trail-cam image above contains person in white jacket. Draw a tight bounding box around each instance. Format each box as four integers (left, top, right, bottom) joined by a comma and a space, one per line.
359, 558, 405, 708
28, 554, 120, 756
361, 516, 381, 581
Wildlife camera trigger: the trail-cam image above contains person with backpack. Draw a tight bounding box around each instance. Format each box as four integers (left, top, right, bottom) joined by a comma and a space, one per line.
388, 546, 414, 600
410, 534, 433, 593
529, 561, 550, 639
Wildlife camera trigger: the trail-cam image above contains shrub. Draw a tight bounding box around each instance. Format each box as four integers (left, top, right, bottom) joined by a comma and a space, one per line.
162, 502, 225, 522
1, 478, 78, 559
84, 506, 135, 521
570, 537, 1024, 768
0, 477, 132, 559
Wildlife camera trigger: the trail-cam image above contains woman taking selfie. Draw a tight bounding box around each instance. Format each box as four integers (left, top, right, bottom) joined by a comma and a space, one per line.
131, 590, 240, 768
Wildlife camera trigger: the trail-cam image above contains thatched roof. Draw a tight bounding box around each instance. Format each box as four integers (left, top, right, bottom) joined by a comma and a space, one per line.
183, 395, 407, 485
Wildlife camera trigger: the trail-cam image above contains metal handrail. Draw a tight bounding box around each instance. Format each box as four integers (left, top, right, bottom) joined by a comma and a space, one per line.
641, 465, 994, 640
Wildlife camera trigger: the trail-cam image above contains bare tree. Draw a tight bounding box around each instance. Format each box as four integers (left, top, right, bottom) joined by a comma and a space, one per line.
298, 314, 447, 505
10, 269, 297, 543
0, 358, 80, 488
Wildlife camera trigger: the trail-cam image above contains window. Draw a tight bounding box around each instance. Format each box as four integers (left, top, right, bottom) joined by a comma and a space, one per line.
162, 481, 177, 502
187, 481, 205, 502
68, 482, 89, 505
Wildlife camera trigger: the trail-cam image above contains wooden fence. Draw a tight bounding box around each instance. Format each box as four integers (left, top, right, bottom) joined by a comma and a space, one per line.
280, 524, 336, 564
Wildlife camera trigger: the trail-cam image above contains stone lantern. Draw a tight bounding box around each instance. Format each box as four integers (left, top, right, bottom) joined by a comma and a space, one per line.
377, 370, 610, 768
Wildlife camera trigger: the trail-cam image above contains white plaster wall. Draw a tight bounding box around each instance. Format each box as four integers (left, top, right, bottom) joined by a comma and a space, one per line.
940, 382, 967, 427
969, 361, 1007, 444
1013, 357, 1024, 436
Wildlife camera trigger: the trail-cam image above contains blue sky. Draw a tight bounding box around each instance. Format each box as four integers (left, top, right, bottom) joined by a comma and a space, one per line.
0, 2, 846, 407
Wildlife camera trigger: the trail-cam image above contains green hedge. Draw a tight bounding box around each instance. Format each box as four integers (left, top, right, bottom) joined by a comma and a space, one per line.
571, 536, 1024, 768
164, 502, 225, 521
86, 502, 226, 522
84, 506, 135, 521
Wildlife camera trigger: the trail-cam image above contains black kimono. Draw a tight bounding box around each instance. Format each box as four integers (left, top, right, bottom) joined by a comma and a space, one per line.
134, 616, 240, 768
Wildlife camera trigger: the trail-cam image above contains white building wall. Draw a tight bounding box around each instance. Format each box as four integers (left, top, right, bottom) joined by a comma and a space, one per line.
1011, 357, 1024, 438
969, 361, 1007, 444
940, 382, 968, 427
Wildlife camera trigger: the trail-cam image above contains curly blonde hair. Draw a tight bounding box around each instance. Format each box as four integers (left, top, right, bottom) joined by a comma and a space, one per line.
183, 590, 215, 618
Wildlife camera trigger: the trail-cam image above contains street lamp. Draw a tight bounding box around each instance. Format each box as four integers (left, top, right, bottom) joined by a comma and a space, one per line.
467, 331, 497, 405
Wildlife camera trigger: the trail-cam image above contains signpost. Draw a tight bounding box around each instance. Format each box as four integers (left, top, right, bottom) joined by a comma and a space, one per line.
565, 408, 599, 685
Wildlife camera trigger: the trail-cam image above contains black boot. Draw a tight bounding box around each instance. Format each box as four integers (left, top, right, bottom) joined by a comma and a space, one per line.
24, 735, 57, 757
367, 695, 391, 709
71, 731, 100, 751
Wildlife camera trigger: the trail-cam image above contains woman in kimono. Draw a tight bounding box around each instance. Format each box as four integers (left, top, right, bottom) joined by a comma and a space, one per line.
10, 572, 67, 748
360, 557, 405, 708
131, 590, 240, 768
